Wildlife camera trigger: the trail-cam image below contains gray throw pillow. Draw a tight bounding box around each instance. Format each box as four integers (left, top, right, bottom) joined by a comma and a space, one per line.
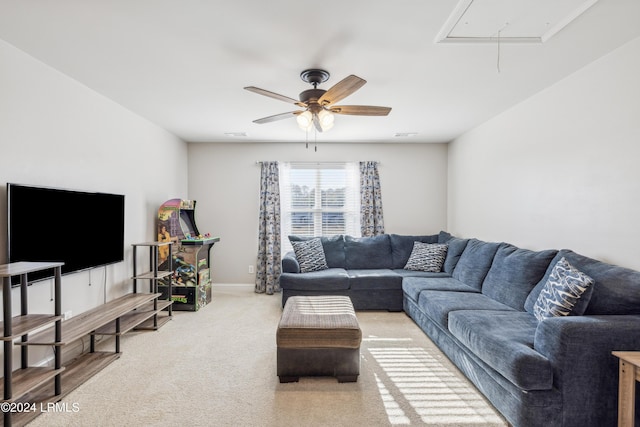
533, 257, 594, 321
291, 238, 328, 273
404, 242, 448, 272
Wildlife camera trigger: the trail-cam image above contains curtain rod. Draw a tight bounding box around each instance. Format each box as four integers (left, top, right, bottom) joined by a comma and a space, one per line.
255, 161, 380, 164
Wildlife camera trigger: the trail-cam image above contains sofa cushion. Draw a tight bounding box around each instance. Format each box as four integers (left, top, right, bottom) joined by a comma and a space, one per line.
291, 238, 328, 273
402, 277, 478, 302
345, 235, 393, 269
289, 235, 345, 268
404, 242, 448, 272
389, 234, 439, 269
438, 230, 452, 243
482, 244, 557, 310
532, 257, 595, 321
451, 239, 501, 290
347, 269, 402, 290
279, 268, 350, 291
448, 311, 553, 391
442, 237, 469, 274
418, 290, 515, 329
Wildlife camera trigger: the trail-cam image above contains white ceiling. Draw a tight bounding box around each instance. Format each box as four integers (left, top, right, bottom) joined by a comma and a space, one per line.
1, 0, 639, 144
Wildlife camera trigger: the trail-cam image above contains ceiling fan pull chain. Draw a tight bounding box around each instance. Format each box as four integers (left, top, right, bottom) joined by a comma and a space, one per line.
497, 29, 502, 73
496, 22, 509, 74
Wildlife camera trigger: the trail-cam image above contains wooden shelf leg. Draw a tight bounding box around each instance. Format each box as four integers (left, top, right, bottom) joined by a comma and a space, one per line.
618, 360, 636, 427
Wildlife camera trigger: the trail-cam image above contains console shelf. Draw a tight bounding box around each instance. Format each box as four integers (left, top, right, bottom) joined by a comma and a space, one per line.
0, 366, 65, 403
18, 293, 162, 346
93, 300, 172, 335
0, 314, 61, 341
9, 351, 119, 426
1, 261, 64, 427
1, 255, 173, 426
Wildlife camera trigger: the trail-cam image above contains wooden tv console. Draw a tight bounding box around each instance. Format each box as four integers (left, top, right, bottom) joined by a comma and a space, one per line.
1, 248, 172, 426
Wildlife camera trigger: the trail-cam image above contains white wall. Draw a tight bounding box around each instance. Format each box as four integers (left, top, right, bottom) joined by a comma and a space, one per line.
448, 36, 640, 270
188, 142, 448, 284
0, 40, 188, 365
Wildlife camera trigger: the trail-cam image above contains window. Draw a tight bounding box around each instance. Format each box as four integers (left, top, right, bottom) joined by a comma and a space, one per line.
280, 162, 360, 254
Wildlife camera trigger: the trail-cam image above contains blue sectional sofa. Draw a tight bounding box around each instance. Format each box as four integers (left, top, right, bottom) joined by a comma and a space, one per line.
280, 233, 640, 427
280, 233, 452, 311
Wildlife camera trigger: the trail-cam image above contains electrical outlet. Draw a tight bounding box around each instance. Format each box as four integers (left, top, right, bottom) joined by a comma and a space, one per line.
248, 265, 255, 274
63, 310, 73, 320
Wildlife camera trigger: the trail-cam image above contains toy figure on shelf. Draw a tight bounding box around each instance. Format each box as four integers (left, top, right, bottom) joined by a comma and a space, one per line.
157, 224, 178, 270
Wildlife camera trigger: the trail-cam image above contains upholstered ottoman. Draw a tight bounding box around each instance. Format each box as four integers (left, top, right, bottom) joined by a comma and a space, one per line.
276, 295, 362, 383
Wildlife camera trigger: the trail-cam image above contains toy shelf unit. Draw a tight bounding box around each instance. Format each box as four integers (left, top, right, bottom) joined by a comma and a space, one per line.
158, 199, 220, 311
1, 261, 63, 427
131, 241, 174, 329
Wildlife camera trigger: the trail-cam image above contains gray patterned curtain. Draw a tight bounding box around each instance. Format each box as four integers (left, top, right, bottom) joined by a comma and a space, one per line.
360, 161, 385, 237
255, 161, 281, 294
360, 162, 384, 237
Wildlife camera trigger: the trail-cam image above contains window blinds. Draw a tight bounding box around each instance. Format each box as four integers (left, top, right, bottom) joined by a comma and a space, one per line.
280, 162, 360, 255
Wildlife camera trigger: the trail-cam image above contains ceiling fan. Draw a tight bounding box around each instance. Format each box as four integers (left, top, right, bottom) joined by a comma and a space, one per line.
244, 69, 391, 133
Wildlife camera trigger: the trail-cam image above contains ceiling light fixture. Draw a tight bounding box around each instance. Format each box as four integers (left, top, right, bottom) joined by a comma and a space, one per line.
296, 105, 334, 132
296, 110, 313, 131
245, 68, 390, 135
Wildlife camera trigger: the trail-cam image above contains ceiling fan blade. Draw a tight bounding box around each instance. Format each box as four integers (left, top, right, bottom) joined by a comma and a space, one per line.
252, 111, 303, 124
244, 86, 306, 107
318, 75, 366, 106
330, 105, 392, 116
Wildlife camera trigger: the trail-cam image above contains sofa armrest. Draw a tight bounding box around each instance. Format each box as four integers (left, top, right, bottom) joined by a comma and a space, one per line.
534, 315, 640, 426
282, 251, 300, 273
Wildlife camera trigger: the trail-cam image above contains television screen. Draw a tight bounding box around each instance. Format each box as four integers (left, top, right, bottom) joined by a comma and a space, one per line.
7, 183, 125, 284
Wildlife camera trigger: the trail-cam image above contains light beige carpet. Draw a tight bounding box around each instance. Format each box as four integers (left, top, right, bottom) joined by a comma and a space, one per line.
27, 287, 508, 427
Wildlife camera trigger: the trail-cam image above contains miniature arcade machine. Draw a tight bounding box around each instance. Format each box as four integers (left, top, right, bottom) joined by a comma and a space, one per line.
157, 199, 220, 311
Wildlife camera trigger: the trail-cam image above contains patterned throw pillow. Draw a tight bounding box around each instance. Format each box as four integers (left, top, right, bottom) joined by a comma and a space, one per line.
404, 242, 448, 272
533, 257, 595, 321
291, 238, 328, 273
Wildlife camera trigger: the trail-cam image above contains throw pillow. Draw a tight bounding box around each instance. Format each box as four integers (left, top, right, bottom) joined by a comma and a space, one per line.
533, 257, 595, 321
404, 242, 448, 272
291, 238, 328, 273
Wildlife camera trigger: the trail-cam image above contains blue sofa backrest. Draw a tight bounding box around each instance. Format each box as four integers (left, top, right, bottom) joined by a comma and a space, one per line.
441, 237, 469, 274
452, 239, 501, 290
344, 235, 393, 269
525, 249, 640, 315
482, 244, 558, 310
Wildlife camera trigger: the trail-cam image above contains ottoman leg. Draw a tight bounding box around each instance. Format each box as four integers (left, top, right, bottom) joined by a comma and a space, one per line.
278, 375, 299, 383
337, 375, 358, 383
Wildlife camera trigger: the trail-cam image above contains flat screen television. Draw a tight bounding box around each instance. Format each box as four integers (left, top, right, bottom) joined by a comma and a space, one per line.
7, 183, 125, 285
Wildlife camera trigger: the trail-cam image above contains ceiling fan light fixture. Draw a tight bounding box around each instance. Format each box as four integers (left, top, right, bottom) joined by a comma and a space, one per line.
296, 110, 313, 131
245, 69, 391, 135
318, 109, 334, 131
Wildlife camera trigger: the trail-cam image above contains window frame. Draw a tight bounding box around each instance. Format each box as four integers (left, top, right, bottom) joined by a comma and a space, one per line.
280, 161, 360, 255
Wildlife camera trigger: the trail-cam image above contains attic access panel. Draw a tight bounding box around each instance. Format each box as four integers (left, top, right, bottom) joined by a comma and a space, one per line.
436, 0, 600, 43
